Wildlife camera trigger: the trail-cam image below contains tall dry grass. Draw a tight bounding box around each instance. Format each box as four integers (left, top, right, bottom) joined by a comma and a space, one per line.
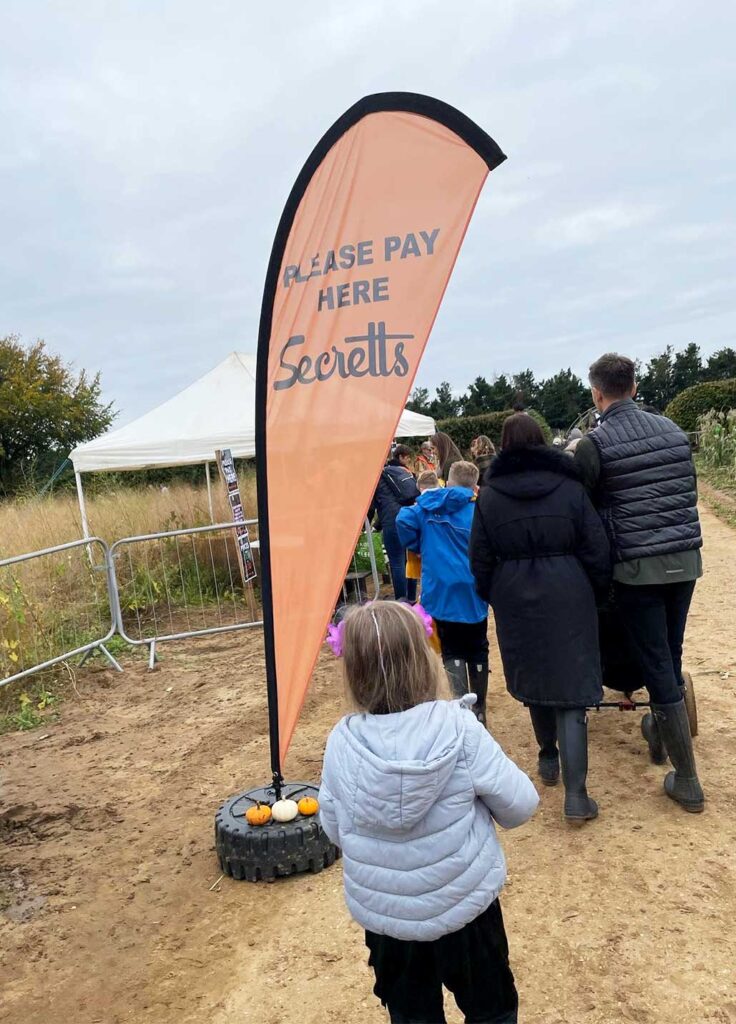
0, 475, 259, 689
0, 475, 258, 559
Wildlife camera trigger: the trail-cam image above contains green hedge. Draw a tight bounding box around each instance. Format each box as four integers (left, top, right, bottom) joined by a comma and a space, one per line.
665, 378, 736, 432
436, 409, 552, 451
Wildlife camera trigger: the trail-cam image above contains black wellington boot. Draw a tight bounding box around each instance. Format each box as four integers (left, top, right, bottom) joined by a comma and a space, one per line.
556, 709, 598, 824
467, 659, 489, 725
653, 700, 705, 813
528, 706, 560, 786
443, 657, 469, 700
641, 712, 668, 765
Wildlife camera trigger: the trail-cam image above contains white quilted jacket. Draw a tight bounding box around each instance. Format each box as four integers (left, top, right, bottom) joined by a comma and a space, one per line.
319, 697, 538, 941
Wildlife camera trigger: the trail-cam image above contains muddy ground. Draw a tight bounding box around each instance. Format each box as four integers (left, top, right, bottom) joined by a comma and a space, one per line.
1, 505, 735, 1024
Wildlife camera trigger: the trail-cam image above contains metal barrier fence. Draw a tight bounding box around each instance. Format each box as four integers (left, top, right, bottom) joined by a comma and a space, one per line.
339, 517, 382, 604
109, 521, 263, 668
1, 518, 383, 687
0, 537, 121, 688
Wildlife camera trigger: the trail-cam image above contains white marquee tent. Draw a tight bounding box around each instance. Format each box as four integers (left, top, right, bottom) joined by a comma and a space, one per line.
70, 352, 436, 536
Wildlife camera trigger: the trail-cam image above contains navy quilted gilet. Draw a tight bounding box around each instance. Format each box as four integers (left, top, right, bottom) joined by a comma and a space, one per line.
588, 400, 702, 562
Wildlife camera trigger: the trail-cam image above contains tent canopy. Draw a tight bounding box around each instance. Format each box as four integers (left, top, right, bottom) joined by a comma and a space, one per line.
70, 352, 436, 474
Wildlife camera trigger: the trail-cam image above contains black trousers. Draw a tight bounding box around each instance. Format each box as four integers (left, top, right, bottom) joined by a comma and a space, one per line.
614, 580, 696, 704
365, 899, 518, 1024
434, 618, 489, 663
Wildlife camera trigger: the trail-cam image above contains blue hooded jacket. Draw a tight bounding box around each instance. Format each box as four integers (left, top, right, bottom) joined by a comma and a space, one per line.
396, 487, 488, 623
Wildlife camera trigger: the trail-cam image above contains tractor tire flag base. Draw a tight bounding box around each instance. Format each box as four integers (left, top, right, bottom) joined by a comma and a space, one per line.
215, 92, 506, 881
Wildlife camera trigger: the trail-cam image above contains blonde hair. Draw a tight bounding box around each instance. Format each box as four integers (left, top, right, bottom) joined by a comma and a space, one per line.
447, 460, 479, 489
417, 470, 440, 491
342, 601, 446, 714
471, 435, 495, 458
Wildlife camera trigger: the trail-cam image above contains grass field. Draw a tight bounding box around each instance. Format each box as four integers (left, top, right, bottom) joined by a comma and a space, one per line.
697, 461, 736, 529
0, 475, 258, 558
0, 477, 259, 714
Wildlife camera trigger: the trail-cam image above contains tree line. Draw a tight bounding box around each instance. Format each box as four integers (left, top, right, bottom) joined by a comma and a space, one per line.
2, 334, 735, 498
408, 343, 736, 429
1, 335, 114, 496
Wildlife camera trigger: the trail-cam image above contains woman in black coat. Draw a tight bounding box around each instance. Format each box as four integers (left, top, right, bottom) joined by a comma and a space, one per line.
470, 414, 611, 824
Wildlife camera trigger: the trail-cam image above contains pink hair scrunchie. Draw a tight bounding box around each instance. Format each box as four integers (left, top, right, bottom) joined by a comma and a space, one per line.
325, 603, 434, 657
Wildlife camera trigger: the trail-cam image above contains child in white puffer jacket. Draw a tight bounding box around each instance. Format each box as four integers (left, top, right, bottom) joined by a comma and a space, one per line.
319, 600, 538, 1024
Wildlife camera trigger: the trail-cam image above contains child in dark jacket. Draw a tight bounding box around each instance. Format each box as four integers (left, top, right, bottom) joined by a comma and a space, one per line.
397, 461, 491, 723
369, 445, 420, 602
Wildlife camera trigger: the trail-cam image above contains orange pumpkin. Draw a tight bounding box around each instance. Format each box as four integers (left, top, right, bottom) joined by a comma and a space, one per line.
298, 796, 319, 817
245, 802, 272, 826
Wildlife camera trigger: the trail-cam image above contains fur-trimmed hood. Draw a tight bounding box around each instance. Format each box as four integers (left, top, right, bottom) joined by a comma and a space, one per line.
485, 444, 581, 500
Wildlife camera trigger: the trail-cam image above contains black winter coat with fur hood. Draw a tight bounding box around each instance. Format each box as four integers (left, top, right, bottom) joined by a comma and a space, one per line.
470, 445, 611, 707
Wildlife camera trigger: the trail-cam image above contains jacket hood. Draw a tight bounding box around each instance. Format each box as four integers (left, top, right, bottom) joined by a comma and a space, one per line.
337, 699, 473, 832
486, 445, 580, 500
417, 485, 474, 514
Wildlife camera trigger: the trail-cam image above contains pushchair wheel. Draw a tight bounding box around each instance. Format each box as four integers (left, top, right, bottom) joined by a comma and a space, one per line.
682, 670, 698, 737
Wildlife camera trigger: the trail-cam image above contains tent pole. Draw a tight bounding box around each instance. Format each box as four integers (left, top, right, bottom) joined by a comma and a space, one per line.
75, 471, 91, 540
205, 462, 215, 523
75, 471, 95, 563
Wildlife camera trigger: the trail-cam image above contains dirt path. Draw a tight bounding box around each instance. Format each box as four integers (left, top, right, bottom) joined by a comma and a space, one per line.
700, 480, 736, 513
1, 505, 735, 1024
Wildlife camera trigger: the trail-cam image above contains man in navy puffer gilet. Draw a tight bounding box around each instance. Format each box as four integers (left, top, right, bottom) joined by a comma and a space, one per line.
575, 353, 705, 813
588, 400, 701, 561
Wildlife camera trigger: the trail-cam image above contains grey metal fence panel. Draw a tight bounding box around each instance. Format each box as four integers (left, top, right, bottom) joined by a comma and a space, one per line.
109, 522, 263, 656
363, 517, 382, 598
1, 517, 384, 686
0, 537, 118, 688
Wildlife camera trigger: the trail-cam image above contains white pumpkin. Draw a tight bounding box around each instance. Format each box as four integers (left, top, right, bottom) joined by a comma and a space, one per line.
271, 798, 299, 823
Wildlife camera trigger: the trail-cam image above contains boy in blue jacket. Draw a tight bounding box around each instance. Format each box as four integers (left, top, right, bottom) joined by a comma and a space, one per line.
397, 461, 490, 723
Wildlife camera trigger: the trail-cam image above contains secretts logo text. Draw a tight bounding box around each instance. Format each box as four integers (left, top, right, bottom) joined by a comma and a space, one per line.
273, 322, 414, 390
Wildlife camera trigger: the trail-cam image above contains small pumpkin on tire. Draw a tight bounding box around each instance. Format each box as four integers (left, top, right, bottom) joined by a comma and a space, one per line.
298, 796, 320, 817
271, 799, 299, 823
245, 802, 272, 827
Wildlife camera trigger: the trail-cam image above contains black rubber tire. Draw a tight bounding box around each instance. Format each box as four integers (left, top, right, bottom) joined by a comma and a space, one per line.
215, 781, 340, 882
682, 670, 699, 737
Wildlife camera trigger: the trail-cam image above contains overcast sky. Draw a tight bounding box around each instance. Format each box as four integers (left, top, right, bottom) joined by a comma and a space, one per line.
2, 1, 734, 425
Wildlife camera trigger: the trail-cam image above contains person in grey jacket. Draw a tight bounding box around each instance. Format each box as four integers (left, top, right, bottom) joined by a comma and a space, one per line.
319, 600, 538, 1024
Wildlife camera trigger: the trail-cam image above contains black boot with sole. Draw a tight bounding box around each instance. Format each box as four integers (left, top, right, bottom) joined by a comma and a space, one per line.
443, 657, 469, 700
528, 706, 559, 785
653, 700, 705, 812
641, 712, 668, 764
556, 708, 598, 824
467, 659, 489, 725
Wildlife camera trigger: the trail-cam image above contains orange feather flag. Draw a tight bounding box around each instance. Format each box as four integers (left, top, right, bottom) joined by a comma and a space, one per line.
255, 93, 506, 777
